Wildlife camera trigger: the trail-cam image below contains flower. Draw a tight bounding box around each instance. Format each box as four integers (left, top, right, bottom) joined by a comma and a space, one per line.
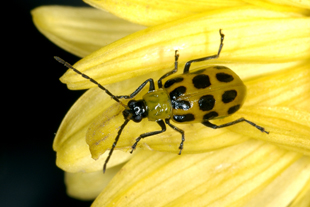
32, 0, 310, 206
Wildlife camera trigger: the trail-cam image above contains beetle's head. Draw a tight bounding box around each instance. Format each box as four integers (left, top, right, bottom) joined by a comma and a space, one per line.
123, 100, 148, 123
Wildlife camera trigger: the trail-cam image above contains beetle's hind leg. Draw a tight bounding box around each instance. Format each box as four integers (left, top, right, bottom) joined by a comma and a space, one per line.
202, 118, 269, 134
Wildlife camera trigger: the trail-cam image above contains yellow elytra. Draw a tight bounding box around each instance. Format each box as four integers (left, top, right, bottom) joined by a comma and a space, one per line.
161, 66, 246, 123
55, 29, 268, 173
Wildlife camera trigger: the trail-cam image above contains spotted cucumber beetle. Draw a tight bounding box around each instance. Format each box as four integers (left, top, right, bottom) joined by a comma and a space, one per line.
55, 29, 269, 173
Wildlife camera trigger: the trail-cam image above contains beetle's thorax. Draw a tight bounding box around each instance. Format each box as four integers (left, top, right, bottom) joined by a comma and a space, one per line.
143, 89, 172, 121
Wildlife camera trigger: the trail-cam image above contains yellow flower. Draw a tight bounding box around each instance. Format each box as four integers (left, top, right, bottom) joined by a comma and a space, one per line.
32, 0, 310, 206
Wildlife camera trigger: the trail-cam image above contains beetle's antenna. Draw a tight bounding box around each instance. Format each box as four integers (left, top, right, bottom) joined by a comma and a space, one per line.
103, 116, 131, 173
54, 56, 128, 109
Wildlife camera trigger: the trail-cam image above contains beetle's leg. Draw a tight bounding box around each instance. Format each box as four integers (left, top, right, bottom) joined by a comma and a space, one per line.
130, 120, 166, 153
165, 119, 185, 155
202, 118, 269, 134
183, 29, 224, 74
103, 119, 131, 173
115, 78, 155, 99
157, 50, 179, 88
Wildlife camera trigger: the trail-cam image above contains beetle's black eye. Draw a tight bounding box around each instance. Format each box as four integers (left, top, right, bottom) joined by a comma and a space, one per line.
128, 100, 135, 107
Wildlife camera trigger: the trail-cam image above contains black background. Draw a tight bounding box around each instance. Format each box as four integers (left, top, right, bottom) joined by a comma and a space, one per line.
2, 1, 94, 206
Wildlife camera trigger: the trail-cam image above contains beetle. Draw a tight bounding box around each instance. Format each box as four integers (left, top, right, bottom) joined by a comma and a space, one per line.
55, 29, 269, 173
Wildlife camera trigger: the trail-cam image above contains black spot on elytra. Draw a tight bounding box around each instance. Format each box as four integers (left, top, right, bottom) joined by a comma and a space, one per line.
192, 74, 211, 89
173, 114, 195, 122
214, 66, 229, 70
164, 77, 184, 88
169, 86, 186, 100
199, 95, 215, 111
171, 100, 191, 110
228, 105, 240, 114
216, 72, 234, 83
222, 90, 237, 103
192, 69, 206, 74
203, 111, 219, 120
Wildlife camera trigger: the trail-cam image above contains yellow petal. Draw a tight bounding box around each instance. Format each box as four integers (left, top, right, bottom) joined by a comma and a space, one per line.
245, 62, 310, 111
84, 0, 308, 26
54, 87, 132, 172
221, 61, 305, 81
65, 164, 124, 200
92, 140, 304, 206
219, 106, 310, 155
31, 6, 145, 57
60, 7, 310, 90
243, 156, 310, 206
56, 140, 131, 172
243, 0, 310, 14
290, 173, 310, 207
264, 0, 310, 9
84, 0, 247, 26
